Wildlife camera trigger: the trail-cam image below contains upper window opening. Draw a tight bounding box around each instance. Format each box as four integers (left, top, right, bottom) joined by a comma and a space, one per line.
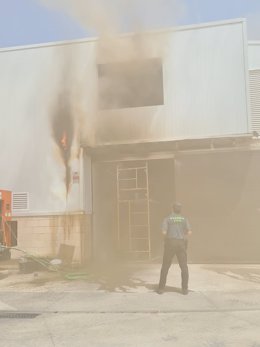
98, 58, 164, 109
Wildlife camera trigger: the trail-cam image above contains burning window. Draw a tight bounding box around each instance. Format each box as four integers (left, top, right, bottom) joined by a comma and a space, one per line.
98, 58, 164, 109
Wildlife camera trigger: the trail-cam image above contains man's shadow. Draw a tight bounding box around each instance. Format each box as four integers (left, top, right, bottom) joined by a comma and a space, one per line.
85, 259, 189, 294
145, 283, 184, 294
85, 260, 149, 292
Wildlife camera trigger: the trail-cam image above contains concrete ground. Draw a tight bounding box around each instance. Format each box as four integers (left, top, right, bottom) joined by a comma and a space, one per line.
1, 261, 260, 347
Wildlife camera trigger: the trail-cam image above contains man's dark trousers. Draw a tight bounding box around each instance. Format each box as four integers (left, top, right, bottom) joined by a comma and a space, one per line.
159, 238, 189, 290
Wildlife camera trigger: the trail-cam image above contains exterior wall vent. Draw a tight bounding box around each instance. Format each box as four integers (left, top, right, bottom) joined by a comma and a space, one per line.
249, 69, 260, 133
12, 192, 29, 211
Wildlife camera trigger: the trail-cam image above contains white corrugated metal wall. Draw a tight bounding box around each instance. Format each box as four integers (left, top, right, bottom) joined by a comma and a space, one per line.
0, 19, 251, 213
249, 70, 260, 133
97, 19, 250, 144
248, 42, 260, 134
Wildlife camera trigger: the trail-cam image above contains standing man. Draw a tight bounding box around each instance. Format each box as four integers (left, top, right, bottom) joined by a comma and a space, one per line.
157, 202, 192, 295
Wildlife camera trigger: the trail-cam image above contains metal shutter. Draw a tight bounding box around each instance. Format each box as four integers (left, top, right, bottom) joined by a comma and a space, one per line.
249, 69, 260, 133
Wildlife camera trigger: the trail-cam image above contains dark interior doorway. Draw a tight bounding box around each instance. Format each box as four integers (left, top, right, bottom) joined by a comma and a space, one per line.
92, 150, 260, 263
176, 150, 260, 263
92, 158, 175, 262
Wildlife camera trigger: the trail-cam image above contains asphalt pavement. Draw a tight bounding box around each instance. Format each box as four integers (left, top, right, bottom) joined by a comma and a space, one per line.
1, 261, 260, 347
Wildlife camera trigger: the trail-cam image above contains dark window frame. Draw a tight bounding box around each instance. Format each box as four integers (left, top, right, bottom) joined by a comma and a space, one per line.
98, 58, 164, 110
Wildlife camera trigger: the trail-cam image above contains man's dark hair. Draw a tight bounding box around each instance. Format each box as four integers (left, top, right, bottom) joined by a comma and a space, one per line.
172, 202, 182, 214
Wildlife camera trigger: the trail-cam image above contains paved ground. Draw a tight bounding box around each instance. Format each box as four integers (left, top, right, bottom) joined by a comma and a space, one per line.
1, 261, 260, 346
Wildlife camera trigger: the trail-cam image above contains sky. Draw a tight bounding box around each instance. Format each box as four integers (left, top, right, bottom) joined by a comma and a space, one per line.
0, 0, 260, 48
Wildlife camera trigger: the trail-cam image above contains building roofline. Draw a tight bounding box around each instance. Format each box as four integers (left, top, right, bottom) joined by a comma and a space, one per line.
248, 41, 260, 46
0, 18, 246, 54
82, 134, 253, 162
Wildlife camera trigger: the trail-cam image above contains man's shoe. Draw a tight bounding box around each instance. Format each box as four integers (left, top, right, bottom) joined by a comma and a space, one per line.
157, 288, 164, 295
182, 289, 188, 295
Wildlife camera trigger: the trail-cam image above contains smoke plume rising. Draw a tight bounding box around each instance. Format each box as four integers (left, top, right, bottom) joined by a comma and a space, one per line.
38, 0, 184, 149
37, 0, 185, 36
40, 0, 184, 194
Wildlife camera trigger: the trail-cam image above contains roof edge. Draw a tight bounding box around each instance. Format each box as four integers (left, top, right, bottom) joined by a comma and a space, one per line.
0, 18, 246, 53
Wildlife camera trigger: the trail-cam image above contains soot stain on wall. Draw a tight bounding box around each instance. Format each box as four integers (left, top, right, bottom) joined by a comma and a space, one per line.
51, 90, 75, 196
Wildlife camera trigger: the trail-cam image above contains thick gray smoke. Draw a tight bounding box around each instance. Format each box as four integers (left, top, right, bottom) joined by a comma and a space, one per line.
36, 0, 185, 149
35, 0, 186, 197
37, 0, 185, 35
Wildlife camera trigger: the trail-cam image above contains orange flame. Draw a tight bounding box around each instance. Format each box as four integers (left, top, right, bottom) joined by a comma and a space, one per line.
60, 131, 67, 150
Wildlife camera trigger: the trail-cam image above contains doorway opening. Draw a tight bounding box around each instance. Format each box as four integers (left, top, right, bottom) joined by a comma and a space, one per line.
92, 158, 174, 261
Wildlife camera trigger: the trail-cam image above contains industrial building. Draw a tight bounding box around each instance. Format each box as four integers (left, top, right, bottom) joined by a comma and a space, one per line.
1, 18, 260, 263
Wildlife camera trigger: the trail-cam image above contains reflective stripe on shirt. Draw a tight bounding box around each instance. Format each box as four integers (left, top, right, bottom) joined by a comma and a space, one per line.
162, 213, 190, 239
